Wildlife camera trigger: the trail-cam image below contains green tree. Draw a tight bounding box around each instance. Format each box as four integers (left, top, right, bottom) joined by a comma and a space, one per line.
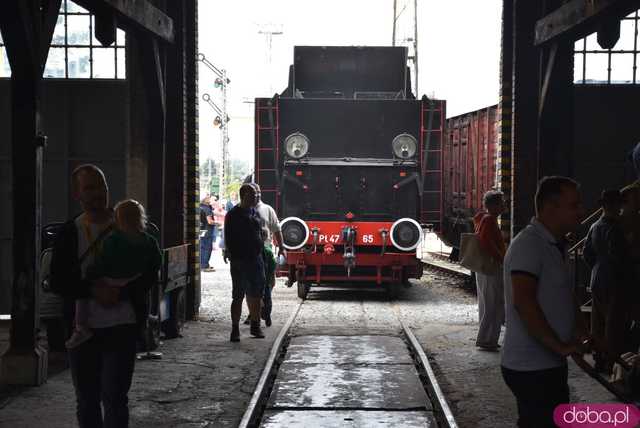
200, 158, 219, 196
225, 180, 242, 202
200, 157, 253, 199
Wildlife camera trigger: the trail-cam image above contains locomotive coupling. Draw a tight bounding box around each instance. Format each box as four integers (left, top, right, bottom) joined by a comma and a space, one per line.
341, 226, 357, 245
341, 226, 357, 276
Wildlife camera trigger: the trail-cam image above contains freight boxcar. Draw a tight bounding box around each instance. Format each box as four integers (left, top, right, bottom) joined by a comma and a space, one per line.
441, 105, 499, 253
254, 46, 446, 298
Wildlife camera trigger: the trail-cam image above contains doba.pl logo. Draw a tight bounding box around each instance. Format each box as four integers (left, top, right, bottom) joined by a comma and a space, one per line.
554, 404, 640, 427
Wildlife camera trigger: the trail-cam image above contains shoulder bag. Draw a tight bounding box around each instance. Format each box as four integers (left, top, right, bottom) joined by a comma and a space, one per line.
459, 232, 499, 276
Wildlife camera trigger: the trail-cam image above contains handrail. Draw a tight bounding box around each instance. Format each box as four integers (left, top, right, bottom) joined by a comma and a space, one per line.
567, 208, 601, 255
566, 207, 602, 244
568, 236, 587, 254
580, 207, 603, 227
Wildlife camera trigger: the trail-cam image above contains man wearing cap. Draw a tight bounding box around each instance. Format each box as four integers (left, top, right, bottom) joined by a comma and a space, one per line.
584, 189, 629, 371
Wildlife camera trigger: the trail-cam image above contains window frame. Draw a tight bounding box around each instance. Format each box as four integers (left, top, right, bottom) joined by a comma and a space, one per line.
574, 11, 639, 85
0, 0, 126, 80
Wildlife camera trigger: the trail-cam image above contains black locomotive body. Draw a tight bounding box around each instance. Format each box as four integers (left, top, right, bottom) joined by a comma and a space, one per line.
255, 46, 445, 298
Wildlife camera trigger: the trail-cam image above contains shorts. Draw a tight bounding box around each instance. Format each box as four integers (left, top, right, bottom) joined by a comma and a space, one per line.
230, 258, 265, 299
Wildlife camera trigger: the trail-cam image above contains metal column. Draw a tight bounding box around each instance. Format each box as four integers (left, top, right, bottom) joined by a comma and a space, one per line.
0, 0, 61, 385
510, 0, 543, 236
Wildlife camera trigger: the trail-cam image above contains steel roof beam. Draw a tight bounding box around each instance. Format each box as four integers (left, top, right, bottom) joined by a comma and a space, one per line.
535, 0, 640, 46
74, 0, 174, 43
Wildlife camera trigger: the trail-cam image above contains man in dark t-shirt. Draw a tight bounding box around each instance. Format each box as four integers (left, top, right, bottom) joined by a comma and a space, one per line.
223, 183, 266, 341
199, 195, 215, 272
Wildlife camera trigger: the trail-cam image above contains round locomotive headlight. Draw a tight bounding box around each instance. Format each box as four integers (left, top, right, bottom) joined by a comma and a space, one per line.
392, 133, 418, 159
279, 217, 310, 250
285, 132, 310, 159
390, 218, 423, 251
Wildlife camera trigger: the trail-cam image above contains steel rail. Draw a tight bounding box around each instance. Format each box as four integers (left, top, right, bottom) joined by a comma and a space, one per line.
400, 319, 459, 428
422, 259, 472, 280
238, 301, 303, 428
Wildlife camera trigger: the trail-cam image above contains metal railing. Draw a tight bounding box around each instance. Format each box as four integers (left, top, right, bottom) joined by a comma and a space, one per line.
568, 207, 603, 254
569, 208, 603, 310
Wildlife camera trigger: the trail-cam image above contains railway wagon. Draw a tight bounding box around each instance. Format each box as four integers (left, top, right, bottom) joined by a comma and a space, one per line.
254, 46, 446, 298
441, 105, 499, 253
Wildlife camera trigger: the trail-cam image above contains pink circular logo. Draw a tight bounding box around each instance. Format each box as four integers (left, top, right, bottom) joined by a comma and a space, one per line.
554, 404, 640, 428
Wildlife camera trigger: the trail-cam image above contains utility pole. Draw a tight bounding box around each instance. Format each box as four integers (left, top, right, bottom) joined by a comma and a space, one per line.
392, 0, 419, 95
392, 0, 397, 46
220, 68, 229, 195
258, 24, 283, 95
198, 53, 230, 197
413, 0, 419, 95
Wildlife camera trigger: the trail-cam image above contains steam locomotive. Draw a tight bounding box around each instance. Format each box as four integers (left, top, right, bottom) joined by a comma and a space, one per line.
254, 46, 445, 299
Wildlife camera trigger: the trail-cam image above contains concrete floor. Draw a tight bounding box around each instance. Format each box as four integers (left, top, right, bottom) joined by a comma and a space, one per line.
0, 251, 299, 428
404, 271, 616, 427
0, 252, 619, 427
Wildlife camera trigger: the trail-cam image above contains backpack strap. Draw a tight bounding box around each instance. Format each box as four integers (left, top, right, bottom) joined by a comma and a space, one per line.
78, 223, 114, 265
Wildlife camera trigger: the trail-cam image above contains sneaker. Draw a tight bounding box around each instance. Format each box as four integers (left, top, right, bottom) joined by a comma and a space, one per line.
230, 325, 240, 342
250, 322, 265, 338
65, 328, 93, 349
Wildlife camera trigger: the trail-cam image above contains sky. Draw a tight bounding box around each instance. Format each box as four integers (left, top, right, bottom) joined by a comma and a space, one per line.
198, 0, 503, 165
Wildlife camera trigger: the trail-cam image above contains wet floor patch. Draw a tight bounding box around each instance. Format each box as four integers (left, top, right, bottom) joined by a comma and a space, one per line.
261, 410, 437, 427
262, 334, 436, 427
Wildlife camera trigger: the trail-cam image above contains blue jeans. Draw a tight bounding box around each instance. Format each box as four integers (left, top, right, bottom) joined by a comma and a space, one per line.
200, 232, 213, 268
218, 228, 225, 249
68, 324, 137, 428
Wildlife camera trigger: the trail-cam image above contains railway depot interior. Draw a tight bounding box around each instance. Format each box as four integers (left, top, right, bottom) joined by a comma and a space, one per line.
1, 1, 640, 427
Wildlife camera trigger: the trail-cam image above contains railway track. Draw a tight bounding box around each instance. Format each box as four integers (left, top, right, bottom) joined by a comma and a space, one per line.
238, 300, 457, 428
421, 252, 473, 287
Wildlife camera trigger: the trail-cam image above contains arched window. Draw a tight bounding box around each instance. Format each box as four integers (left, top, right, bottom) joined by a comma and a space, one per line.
0, 0, 126, 79
574, 11, 639, 84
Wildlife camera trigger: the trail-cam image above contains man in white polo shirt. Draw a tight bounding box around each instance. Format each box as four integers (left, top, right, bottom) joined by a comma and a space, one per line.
502, 176, 589, 428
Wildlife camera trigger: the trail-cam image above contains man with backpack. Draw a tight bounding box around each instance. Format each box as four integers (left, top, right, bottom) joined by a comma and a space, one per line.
223, 183, 266, 341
